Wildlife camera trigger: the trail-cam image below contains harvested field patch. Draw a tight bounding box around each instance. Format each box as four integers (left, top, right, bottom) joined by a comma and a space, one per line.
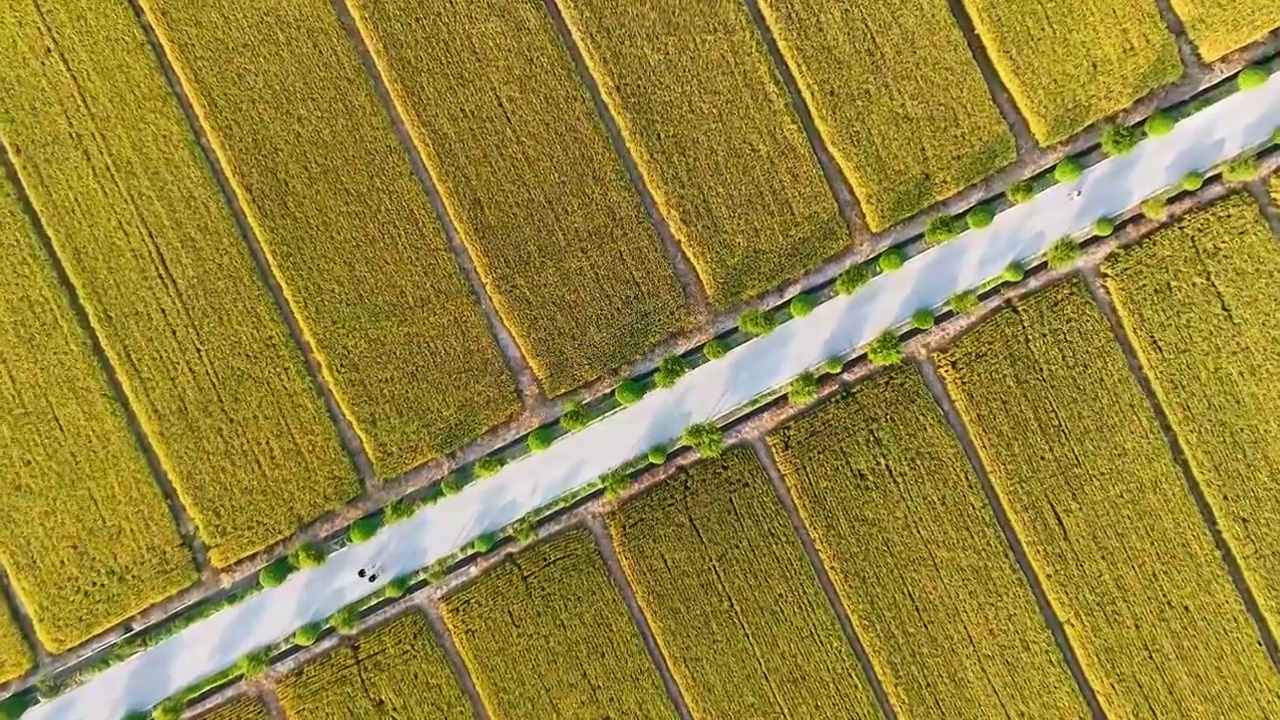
0, 0, 359, 568
758, 0, 1016, 230
1169, 0, 1280, 61
608, 447, 880, 720
196, 696, 269, 720
937, 279, 1280, 717
557, 0, 846, 303
959, 0, 1181, 142
0, 173, 193, 653
443, 529, 675, 719
141, 0, 520, 476
348, 0, 691, 394
1103, 194, 1280, 632
278, 611, 471, 719
768, 367, 1087, 719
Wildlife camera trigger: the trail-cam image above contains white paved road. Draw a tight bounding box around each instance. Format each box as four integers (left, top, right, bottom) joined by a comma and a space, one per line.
27, 72, 1280, 720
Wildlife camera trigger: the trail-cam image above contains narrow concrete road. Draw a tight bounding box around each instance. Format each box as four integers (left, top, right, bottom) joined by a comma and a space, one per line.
25, 70, 1280, 720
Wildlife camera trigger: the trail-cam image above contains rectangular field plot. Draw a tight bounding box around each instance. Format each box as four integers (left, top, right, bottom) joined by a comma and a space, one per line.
0, 598, 30, 683
937, 280, 1280, 718
608, 448, 881, 720
442, 529, 676, 720
557, 0, 846, 303
141, 0, 520, 476
0, 175, 194, 654
278, 611, 472, 719
0, 0, 359, 568
1170, 0, 1280, 61
768, 367, 1088, 720
196, 696, 269, 720
959, 0, 1181, 142
349, 0, 691, 394
1103, 194, 1280, 632
758, 0, 1016, 230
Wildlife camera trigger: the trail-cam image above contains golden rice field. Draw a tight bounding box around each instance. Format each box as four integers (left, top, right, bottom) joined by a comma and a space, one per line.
960, 0, 1182, 142
0, 594, 31, 684
140, 0, 520, 477
608, 448, 881, 720
1170, 0, 1280, 61
348, 0, 691, 394
277, 612, 471, 719
1103, 194, 1280, 631
938, 280, 1280, 718
769, 367, 1088, 720
557, 0, 847, 304
757, 0, 1016, 230
443, 529, 675, 719
1, 0, 360, 569
0, 171, 194, 653
196, 696, 270, 720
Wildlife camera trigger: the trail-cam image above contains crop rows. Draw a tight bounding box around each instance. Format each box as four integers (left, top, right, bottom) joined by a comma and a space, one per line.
197, 696, 269, 720
278, 611, 471, 719
768, 367, 1088, 719
1170, 0, 1280, 61
937, 280, 1280, 717
347, 0, 691, 394
0, 169, 194, 653
758, 0, 1016, 230
443, 529, 675, 719
3, 9, 238, 651
140, 0, 521, 477
557, 0, 846, 304
1103, 194, 1280, 632
0, 597, 29, 684
608, 447, 880, 720
960, 0, 1181, 142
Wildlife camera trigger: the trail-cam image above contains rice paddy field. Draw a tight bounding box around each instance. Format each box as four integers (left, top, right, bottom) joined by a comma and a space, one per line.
348, 0, 691, 394
608, 448, 881, 720
0, 171, 194, 653
959, 0, 1182, 142
277, 612, 472, 719
1103, 194, 1280, 631
442, 529, 675, 719
139, 0, 520, 477
937, 280, 1280, 718
3, 0, 363, 571
757, 0, 1017, 230
556, 0, 847, 303
1169, 0, 1280, 61
768, 367, 1088, 720
197, 696, 270, 720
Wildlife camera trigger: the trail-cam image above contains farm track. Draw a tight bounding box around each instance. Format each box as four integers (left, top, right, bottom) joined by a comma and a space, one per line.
740, 0, 864, 238
586, 518, 693, 720
941, 0, 1036, 154
418, 598, 490, 720
540, 0, 710, 317
748, 440, 898, 720
914, 358, 1108, 720
123, 0, 375, 489
0, 569, 43, 665
1245, 180, 1280, 236
1151, 0, 1212, 75
1081, 270, 1280, 671
0, 141, 211, 583
256, 685, 285, 720
327, 0, 544, 409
